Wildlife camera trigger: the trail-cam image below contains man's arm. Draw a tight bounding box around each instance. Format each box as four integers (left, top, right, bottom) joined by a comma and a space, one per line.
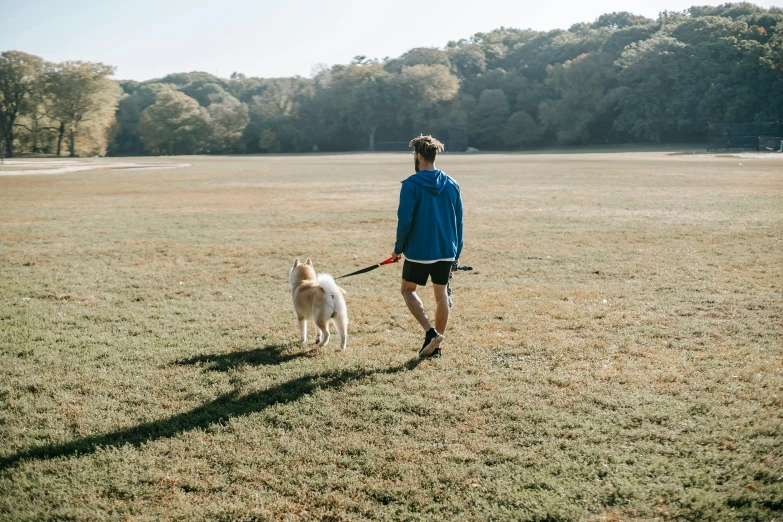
394, 182, 416, 256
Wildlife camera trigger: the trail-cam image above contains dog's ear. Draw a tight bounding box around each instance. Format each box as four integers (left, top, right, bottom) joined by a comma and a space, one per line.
293, 258, 300, 267
305, 258, 312, 266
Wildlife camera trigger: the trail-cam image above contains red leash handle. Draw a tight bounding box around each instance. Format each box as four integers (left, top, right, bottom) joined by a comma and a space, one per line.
335, 256, 399, 279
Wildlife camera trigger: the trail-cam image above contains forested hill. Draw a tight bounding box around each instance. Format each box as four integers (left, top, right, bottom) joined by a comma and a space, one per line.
2, 2, 782, 157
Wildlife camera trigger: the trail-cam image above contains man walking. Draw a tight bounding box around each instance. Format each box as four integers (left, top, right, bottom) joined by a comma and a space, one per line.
392, 135, 464, 358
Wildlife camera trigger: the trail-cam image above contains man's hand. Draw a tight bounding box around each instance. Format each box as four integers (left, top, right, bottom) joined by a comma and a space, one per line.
391, 253, 402, 263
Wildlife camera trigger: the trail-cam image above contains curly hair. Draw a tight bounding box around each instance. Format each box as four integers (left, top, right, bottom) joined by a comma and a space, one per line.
409, 135, 445, 162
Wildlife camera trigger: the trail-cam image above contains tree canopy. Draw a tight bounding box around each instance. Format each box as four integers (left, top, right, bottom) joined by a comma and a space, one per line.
1, 2, 781, 156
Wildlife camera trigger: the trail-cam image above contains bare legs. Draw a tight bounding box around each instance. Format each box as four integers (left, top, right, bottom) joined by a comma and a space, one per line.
400, 280, 450, 335
432, 283, 450, 335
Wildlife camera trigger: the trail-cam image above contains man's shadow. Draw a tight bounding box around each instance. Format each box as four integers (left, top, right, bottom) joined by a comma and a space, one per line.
0, 345, 425, 470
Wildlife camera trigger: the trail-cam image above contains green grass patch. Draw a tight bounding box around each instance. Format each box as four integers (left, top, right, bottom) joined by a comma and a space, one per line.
1, 152, 781, 520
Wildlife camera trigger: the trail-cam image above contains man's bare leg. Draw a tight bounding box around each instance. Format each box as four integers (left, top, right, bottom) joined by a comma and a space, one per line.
432, 283, 450, 335
401, 280, 433, 331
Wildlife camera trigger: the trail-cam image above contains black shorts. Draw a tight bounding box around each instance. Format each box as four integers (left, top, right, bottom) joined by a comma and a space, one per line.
402, 260, 453, 286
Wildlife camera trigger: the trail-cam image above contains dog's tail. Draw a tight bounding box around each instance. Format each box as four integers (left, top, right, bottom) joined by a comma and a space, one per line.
317, 274, 347, 315
317, 274, 346, 296
318, 273, 349, 348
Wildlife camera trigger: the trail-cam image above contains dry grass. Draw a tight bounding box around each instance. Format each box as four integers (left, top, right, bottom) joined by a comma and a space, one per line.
0, 152, 781, 521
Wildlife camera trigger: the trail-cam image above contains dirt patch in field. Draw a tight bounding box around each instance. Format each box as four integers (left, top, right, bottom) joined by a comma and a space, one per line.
0, 160, 190, 176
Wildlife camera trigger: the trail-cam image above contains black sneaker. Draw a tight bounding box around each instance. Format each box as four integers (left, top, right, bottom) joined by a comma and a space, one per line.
419, 328, 444, 358
430, 348, 442, 358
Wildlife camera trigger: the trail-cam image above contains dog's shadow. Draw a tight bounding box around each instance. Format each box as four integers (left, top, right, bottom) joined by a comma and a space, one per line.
174, 343, 314, 372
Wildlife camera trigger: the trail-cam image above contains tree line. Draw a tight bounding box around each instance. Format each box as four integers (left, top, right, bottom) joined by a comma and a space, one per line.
1, 2, 782, 158
0, 57, 118, 158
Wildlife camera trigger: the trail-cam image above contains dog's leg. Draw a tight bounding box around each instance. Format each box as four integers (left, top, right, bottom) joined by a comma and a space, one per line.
335, 316, 348, 350
298, 317, 307, 344
315, 318, 330, 347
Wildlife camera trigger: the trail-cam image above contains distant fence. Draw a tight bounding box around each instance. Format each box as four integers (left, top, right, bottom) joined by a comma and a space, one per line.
758, 136, 783, 152
707, 122, 783, 152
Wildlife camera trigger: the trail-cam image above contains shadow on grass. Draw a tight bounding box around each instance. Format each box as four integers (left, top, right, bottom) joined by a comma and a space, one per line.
174, 344, 313, 371
0, 357, 424, 470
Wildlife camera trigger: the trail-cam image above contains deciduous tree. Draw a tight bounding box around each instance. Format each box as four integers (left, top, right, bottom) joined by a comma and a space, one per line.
503, 110, 543, 148
46, 61, 119, 156
473, 89, 509, 147
139, 91, 210, 155
539, 53, 616, 144
0, 51, 44, 157
207, 94, 249, 153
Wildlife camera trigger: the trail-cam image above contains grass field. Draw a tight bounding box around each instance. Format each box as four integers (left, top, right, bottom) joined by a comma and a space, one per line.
0, 152, 781, 521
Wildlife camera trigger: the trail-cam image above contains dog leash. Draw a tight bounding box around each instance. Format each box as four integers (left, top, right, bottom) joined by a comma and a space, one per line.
447, 262, 473, 308
335, 256, 398, 279
336, 257, 474, 309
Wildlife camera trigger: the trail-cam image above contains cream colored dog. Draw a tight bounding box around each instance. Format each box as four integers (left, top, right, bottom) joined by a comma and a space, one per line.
289, 258, 348, 349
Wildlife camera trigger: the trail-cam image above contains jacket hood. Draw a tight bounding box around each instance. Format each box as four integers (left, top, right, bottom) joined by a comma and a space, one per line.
403, 169, 448, 195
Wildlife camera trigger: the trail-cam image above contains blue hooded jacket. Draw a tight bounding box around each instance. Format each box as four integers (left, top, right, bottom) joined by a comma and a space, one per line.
394, 169, 463, 262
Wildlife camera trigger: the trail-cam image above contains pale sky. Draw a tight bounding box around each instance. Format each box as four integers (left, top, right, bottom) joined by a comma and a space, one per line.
1, 0, 778, 81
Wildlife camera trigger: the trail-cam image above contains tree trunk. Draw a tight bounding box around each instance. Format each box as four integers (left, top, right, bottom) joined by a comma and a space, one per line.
2, 119, 15, 158
69, 126, 76, 157
368, 125, 377, 152
56, 122, 65, 156
3, 134, 12, 159
31, 126, 40, 154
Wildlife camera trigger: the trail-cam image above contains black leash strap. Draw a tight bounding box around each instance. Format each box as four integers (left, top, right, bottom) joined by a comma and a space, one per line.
335, 257, 397, 279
